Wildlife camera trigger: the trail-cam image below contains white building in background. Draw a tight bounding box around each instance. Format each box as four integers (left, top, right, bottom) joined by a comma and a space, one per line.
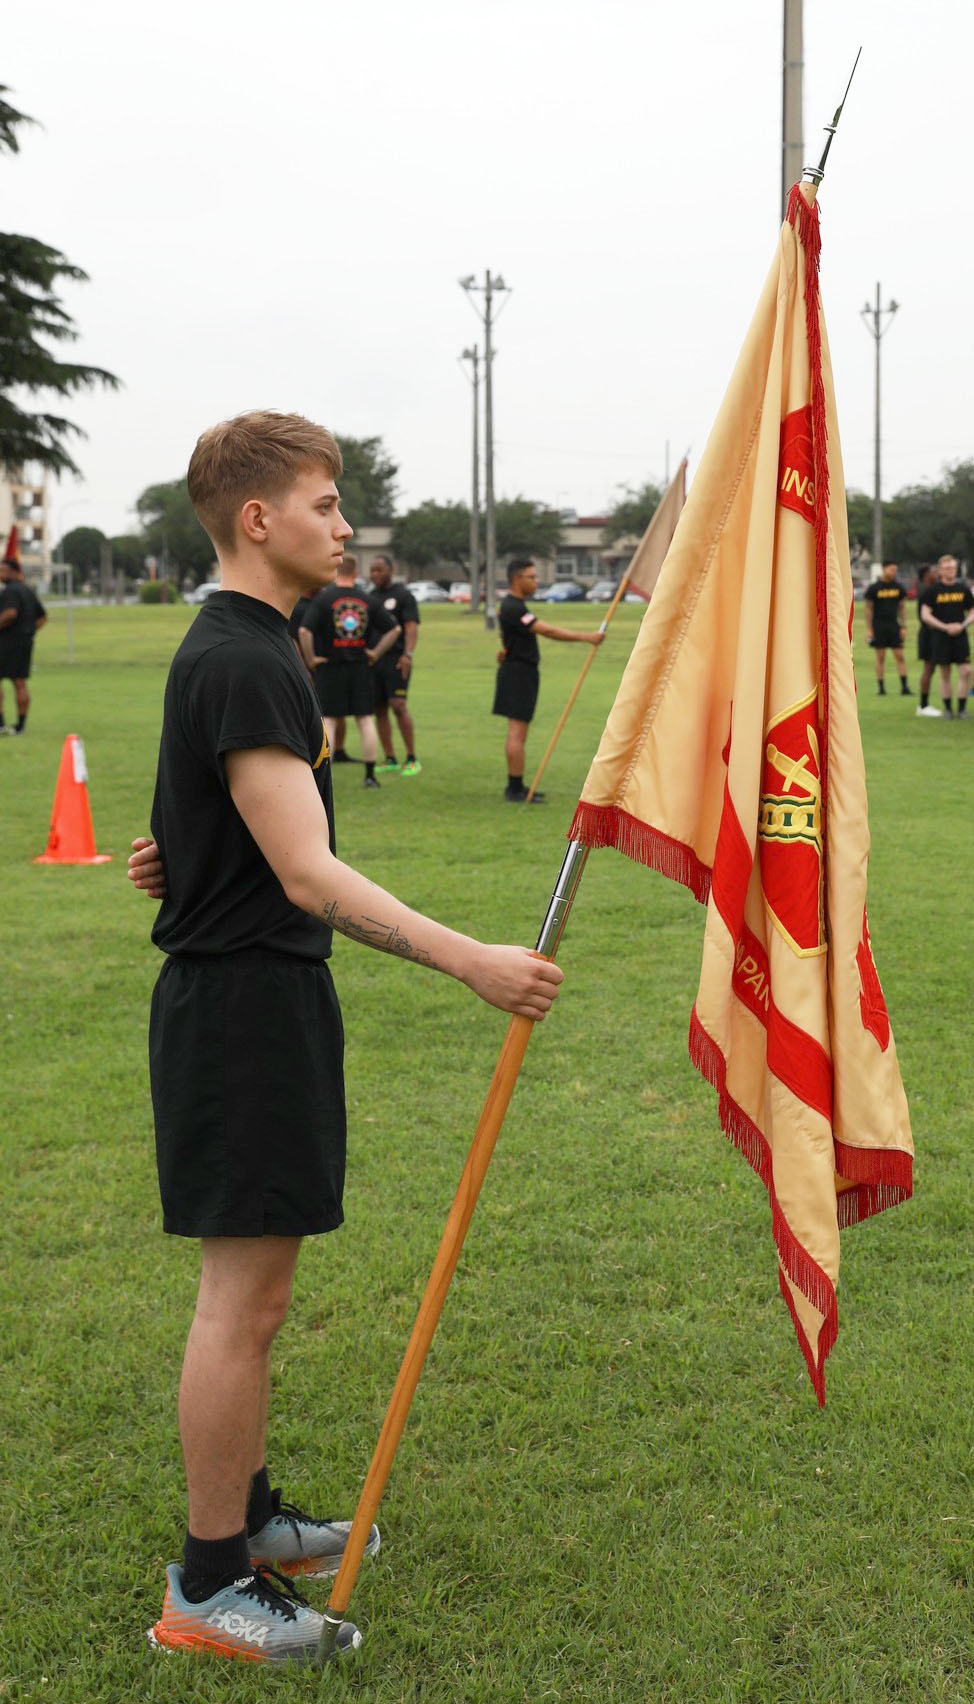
0, 466, 51, 582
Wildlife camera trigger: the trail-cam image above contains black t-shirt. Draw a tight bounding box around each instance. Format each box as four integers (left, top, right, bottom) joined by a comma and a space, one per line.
370, 582, 419, 662
149, 591, 336, 960
926, 582, 974, 626
864, 580, 907, 628
498, 593, 539, 666
0, 580, 45, 644
303, 582, 397, 667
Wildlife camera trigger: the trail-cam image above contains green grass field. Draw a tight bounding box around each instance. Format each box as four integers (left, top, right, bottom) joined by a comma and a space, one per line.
0, 601, 970, 1703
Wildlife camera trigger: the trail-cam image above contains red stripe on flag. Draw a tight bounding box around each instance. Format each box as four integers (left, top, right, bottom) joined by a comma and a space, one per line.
689, 1006, 836, 1405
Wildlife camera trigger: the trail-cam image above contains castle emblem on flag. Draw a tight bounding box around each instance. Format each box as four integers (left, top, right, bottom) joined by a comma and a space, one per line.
758, 692, 825, 956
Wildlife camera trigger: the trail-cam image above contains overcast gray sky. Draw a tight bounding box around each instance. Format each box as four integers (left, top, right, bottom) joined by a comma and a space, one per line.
6, 0, 967, 544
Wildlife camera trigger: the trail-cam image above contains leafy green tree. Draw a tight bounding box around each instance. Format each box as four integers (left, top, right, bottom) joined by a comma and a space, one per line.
494, 498, 563, 562
110, 533, 149, 580
602, 480, 664, 547
57, 525, 106, 577
0, 88, 119, 476
335, 434, 398, 528
135, 479, 215, 579
391, 500, 470, 570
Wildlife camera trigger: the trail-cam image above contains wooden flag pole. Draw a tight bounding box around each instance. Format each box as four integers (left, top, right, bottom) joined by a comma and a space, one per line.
524, 575, 631, 804
315, 841, 590, 1665
525, 460, 688, 805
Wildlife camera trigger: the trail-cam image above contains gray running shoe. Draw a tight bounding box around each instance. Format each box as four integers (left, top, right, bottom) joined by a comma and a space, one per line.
249, 1490, 381, 1580
147, 1562, 361, 1663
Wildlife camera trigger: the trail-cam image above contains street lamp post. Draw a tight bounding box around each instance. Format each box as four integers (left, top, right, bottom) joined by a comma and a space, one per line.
57, 498, 89, 665
460, 345, 481, 611
860, 283, 899, 569
460, 271, 510, 630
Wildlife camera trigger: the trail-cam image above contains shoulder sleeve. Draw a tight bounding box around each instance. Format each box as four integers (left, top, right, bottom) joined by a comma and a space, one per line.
182, 640, 314, 771
33, 593, 47, 620
400, 588, 420, 624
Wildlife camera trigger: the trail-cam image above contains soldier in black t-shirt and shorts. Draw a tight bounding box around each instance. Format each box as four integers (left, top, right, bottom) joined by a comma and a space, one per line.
492, 556, 604, 802
127, 411, 563, 1666
919, 553, 974, 719
300, 562, 400, 788
0, 555, 47, 734
863, 561, 910, 697
368, 554, 422, 775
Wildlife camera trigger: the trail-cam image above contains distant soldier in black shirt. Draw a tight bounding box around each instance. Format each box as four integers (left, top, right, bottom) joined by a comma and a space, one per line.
128, 411, 563, 1666
369, 553, 422, 775
300, 562, 400, 787
0, 555, 47, 734
914, 564, 940, 714
492, 556, 604, 802
919, 553, 974, 718
863, 561, 910, 697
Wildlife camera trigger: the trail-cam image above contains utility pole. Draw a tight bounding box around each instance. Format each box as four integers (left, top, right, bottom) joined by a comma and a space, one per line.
860, 283, 899, 568
460, 345, 481, 612
460, 270, 509, 630
781, 0, 804, 218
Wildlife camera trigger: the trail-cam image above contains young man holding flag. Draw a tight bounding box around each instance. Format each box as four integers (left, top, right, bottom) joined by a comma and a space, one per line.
129, 410, 562, 1665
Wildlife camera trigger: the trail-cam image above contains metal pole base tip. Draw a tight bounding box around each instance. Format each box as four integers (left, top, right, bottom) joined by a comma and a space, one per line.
313, 1610, 361, 1666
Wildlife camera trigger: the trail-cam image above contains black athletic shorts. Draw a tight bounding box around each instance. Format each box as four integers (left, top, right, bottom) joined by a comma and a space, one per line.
870, 627, 903, 651
917, 625, 933, 663
372, 656, 408, 708
493, 659, 539, 723
931, 630, 971, 666
0, 640, 33, 680
149, 951, 346, 1238
316, 664, 376, 719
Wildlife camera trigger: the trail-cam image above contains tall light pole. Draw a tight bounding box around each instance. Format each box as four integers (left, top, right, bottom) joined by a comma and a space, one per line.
860, 283, 899, 568
460, 271, 509, 630
460, 345, 481, 612
781, 0, 804, 218
57, 497, 89, 665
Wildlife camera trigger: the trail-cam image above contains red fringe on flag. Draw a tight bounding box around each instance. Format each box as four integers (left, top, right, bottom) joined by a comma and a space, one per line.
569, 801, 712, 906
689, 1005, 837, 1405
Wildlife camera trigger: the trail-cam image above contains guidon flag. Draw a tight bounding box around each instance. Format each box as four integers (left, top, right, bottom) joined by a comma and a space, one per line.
569, 184, 913, 1403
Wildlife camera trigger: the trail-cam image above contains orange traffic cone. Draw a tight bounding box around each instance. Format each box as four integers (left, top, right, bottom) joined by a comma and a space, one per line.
33, 735, 112, 865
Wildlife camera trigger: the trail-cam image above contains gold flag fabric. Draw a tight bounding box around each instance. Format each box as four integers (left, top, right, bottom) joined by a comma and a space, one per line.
569, 185, 913, 1403
623, 460, 688, 601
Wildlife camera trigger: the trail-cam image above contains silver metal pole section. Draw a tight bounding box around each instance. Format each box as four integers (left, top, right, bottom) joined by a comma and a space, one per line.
534, 840, 591, 958
781, 0, 804, 219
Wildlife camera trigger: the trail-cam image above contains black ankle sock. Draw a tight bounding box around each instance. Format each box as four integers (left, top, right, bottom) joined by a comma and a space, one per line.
181, 1528, 251, 1602
365, 760, 376, 779
246, 1465, 274, 1536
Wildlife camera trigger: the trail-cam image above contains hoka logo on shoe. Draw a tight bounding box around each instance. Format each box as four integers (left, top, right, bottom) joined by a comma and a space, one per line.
206, 1609, 269, 1647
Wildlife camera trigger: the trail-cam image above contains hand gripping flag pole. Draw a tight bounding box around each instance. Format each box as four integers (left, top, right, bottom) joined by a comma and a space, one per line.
315, 841, 589, 1665
524, 461, 687, 804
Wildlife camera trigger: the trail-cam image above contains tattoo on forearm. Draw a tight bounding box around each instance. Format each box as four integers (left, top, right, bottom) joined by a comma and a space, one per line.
320, 900, 434, 966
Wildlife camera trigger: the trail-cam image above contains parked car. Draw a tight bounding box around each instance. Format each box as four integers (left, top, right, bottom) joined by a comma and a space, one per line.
185, 580, 221, 604
448, 581, 471, 603
406, 580, 450, 603
535, 581, 587, 602
586, 579, 619, 602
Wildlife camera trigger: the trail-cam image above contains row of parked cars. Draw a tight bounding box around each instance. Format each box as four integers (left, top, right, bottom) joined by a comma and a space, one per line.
406, 579, 633, 605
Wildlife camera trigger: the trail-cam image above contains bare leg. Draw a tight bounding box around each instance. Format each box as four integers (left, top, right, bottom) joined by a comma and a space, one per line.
375, 704, 396, 761
178, 1236, 300, 1539
505, 718, 529, 777
390, 697, 415, 756
875, 646, 885, 687
939, 663, 953, 708
355, 714, 377, 763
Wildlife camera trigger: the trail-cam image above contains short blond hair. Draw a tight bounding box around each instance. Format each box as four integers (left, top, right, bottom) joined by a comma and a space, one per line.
187, 411, 343, 551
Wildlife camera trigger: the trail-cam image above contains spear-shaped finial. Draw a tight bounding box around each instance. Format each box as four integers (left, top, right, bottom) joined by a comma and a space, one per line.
803, 47, 862, 185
